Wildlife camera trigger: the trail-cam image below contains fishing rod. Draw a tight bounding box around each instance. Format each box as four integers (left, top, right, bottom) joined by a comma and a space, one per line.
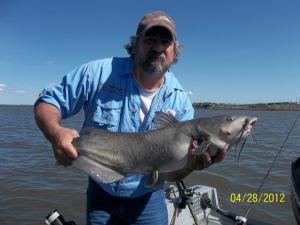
175, 181, 201, 225
202, 112, 300, 224
244, 112, 300, 218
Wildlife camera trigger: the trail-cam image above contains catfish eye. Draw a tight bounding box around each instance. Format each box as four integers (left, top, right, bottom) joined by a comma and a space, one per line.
226, 117, 234, 122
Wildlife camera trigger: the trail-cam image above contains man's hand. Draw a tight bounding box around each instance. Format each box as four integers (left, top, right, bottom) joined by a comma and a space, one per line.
50, 126, 80, 167
186, 140, 227, 171
34, 102, 80, 167
164, 140, 227, 182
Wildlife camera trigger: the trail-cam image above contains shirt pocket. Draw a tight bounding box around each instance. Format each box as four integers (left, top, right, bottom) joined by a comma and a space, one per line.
92, 97, 123, 131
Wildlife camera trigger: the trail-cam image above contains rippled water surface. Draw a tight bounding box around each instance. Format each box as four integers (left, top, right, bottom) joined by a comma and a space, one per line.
0, 106, 299, 225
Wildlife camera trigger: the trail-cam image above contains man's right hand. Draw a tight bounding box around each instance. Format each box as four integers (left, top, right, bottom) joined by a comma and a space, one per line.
34, 102, 80, 167
50, 126, 80, 167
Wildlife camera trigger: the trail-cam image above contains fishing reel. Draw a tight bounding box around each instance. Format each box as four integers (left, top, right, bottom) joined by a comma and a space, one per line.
45, 210, 76, 225
175, 182, 196, 209
235, 216, 247, 225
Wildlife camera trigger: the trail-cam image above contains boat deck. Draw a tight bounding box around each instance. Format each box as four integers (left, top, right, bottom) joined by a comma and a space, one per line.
165, 185, 238, 225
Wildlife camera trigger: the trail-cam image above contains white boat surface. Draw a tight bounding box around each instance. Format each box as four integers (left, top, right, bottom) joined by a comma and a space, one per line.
165, 184, 273, 225
45, 184, 274, 225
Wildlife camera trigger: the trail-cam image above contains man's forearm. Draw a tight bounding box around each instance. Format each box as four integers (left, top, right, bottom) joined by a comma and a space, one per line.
34, 102, 80, 165
34, 102, 62, 142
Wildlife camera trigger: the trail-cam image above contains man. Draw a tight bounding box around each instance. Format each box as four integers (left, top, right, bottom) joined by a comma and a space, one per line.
34, 11, 226, 225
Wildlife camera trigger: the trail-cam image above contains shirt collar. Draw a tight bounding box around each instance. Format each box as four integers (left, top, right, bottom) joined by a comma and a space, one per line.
163, 70, 183, 95
123, 57, 134, 76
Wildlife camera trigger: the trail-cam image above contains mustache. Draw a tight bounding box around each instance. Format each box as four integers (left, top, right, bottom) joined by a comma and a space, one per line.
145, 51, 166, 62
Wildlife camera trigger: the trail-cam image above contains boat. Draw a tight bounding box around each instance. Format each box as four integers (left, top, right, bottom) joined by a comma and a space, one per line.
45, 182, 274, 225
165, 182, 273, 225
165, 183, 233, 225
291, 157, 300, 225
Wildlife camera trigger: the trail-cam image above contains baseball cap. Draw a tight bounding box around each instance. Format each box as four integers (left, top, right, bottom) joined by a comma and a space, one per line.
136, 11, 176, 40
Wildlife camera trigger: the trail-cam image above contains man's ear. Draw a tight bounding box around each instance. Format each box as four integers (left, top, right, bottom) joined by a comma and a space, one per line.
172, 45, 178, 63
132, 46, 136, 54
131, 37, 138, 54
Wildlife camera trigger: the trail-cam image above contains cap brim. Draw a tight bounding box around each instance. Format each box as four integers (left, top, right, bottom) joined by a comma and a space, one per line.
142, 24, 176, 40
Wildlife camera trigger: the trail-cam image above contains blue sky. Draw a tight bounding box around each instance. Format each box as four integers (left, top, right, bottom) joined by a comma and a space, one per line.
0, 0, 299, 105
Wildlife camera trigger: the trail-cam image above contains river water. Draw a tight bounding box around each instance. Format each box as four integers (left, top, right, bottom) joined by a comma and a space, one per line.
0, 105, 299, 225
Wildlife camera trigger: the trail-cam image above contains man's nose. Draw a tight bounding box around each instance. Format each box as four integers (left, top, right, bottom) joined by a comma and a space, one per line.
152, 40, 166, 53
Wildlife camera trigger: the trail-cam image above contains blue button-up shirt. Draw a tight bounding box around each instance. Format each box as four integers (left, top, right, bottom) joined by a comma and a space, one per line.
37, 57, 194, 197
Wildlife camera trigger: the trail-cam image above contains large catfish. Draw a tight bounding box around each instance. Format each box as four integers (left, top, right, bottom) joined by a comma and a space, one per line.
73, 112, 257, 186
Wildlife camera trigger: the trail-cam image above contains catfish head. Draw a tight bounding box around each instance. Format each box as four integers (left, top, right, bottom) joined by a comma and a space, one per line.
195, 115, 257, 151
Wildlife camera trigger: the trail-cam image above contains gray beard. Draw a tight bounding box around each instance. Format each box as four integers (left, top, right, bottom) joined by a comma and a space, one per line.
138, 53, 171, 76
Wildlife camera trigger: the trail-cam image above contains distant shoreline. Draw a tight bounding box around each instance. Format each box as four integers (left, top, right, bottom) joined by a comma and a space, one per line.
0, 104, 33, 107
193, 102, 300, 111
1, 102, 300, 111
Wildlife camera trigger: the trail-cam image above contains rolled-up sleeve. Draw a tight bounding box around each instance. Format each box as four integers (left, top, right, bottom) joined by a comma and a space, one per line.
36, 63, 93, 119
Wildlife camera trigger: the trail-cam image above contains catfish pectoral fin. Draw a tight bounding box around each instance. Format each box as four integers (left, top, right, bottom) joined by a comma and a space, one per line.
144, 170, 166, 188
73, 156, 124, 183
145, 170, 159, 187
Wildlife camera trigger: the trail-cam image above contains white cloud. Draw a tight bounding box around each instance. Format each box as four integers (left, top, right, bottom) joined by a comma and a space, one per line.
0, 83, 7, 92
0, 84, 27, 95
186, 91, 193, 96
15, 90, 27, 94
48, 82, 57, 87
47, 60, 55, 65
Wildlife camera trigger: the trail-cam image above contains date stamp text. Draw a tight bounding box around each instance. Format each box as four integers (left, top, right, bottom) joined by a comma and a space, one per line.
230, 192, 286, 204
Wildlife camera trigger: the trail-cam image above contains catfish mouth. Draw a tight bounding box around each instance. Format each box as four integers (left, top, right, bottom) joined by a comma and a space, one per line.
243, 117, 257, 135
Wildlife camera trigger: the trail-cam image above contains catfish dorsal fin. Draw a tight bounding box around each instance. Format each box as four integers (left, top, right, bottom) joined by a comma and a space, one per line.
153, 111, 179, 128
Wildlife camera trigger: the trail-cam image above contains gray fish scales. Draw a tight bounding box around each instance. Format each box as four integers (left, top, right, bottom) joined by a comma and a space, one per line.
73, 112, 257, 186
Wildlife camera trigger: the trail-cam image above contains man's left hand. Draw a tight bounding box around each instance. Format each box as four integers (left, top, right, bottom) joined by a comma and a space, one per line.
164, 140, 227, 182
186, 140, 227, 171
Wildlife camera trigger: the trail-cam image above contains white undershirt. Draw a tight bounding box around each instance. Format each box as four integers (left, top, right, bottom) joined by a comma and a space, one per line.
134, 75, 162, 123
138, 85, 159, 123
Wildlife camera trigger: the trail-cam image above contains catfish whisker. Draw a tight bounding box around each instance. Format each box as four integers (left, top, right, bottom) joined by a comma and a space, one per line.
234, 144, 238, 167
251, 134, 258, 144
237, 137, 247, 162
235, 129, 246, 167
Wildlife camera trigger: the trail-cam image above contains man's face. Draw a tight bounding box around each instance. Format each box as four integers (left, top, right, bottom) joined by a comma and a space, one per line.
134, 27, 176, 76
